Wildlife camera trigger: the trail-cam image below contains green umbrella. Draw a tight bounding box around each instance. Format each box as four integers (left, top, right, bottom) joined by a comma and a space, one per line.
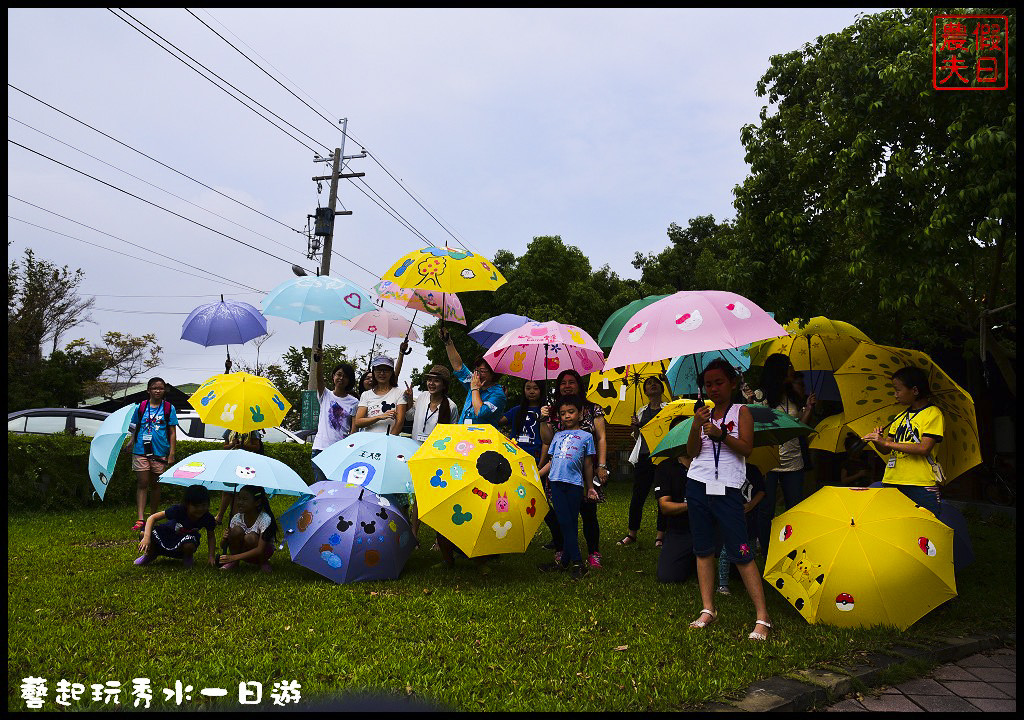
596, 294, 670, 351
651, 404, 815, 458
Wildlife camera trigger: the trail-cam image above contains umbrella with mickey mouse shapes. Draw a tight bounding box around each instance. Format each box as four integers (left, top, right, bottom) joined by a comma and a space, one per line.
409, 423, 548, 558
764, 486, 955, 630
279, 481, 415, 583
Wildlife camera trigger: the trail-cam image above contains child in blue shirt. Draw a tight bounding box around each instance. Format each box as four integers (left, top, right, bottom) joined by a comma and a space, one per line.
537, 395, 598, 579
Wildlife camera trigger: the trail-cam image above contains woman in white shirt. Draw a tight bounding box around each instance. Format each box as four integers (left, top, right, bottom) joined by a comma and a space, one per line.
352, 356, 408, 435
404, 365, 458, 442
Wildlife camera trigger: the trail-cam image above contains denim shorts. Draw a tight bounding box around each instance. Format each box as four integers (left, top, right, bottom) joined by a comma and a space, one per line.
686, 478, 756, 564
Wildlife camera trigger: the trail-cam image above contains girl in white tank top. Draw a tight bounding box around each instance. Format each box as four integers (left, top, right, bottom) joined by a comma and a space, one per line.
687, 402, 746, 490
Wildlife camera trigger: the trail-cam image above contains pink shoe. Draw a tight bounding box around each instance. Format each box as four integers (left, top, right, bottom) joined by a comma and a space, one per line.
219, 561, 238, 571
554, 551, 564, 565
587, 552, 602, 569
134, 554, 154, 566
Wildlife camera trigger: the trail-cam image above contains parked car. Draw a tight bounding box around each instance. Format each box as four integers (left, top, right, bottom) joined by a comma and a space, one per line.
7, 407, 112, 438
174, 411, 304, 444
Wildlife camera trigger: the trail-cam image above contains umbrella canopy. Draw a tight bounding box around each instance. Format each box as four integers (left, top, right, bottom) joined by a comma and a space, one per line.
262, 275, 373, 323
469, 313, 536, 349
485, 321, 605, 380
373, 280, 467, 325
596, 294, 670, 351
651, 404, 814, 458
279, 482, 415, 583
87, 404, 137, 501
339, 308, 421, 342
665, 346, 753, 396
160, 449, 311, 497
764, 486, 956, 630
604, 290, 786, 369
409, 424, 548, 557
833, 342, 981, 483
808, 412, 863, 453
189, 372, 291, 434
638, 399, 699, 458
586, 362, 671, 426
311, 432, 422, 495
180, 296, 267, 347
867, 482, 974, 571
749, 316, 872, 398
380, 246, 507, 293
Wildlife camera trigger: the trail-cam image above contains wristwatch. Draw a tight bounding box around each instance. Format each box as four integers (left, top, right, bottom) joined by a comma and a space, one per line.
598, 464, 607, 469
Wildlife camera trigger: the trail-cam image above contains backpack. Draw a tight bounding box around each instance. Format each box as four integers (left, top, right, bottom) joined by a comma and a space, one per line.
133, 400, 174, 447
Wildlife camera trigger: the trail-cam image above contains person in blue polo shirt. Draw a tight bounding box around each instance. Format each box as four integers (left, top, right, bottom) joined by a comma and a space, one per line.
440, 327, 506, 426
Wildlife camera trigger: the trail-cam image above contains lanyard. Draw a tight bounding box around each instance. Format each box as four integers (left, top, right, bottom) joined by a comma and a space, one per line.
144, 403, 161, 433
424, 403, 440, 426
708, 403, 732, 482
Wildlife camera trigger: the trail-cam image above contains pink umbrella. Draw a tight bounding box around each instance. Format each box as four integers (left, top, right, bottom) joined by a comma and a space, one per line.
373, 280, 467, 326
337, 308, 421, 342
604, 290, 786, 369
486, 321, 605, 380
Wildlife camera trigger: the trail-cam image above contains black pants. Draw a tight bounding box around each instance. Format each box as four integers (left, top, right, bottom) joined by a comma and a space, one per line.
656, 531, 695, 583
628, 456, 665, 534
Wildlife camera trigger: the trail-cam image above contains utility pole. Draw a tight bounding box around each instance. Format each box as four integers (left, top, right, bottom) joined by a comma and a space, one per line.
299, 118, 366, 429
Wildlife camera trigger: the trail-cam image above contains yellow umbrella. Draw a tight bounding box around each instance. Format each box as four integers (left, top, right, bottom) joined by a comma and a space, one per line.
380, 246, 507, 293
749, 316, 871, 372
809, 412, 863, 453
189, 372, 291, 434
586, 362, 671, 427
410, 424, 548, 557
639, 399, 698, 466
765, 486, 956, 630
833, 342, 981, 483
748, 445, 781, 477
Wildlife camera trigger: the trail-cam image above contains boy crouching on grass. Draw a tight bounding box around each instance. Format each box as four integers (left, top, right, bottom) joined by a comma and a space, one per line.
135, 484, 217, 568
537, 395, 599, 580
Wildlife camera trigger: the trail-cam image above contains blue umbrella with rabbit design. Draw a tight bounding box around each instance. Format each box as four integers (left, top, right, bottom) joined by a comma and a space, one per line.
279, 481, 416, 583
188, 372, 291, 433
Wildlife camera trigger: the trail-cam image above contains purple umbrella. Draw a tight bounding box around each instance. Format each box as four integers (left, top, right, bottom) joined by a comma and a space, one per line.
279, 481, 415, 583
469, 313, 535, 349
181, 295, 268, 372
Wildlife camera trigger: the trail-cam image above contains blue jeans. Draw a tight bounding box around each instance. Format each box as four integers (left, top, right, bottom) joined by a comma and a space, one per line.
758, 469, 804, 555
549, 481, 584, 566
311, 448, 328, 485
883, 483, 941, 517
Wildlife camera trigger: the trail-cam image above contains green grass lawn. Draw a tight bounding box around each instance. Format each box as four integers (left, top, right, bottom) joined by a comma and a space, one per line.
7, 482, 1016, 712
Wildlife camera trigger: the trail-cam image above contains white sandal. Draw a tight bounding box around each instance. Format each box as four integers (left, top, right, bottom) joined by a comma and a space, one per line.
748, 619, 771, 640
689, 609, 717, 629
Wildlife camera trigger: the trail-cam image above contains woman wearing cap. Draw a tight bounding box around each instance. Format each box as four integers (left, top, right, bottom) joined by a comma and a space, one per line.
352, 356, 408, 435
440, 327, 506, 426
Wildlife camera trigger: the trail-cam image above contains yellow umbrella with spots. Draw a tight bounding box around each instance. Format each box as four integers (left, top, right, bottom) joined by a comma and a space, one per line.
765, 486, 955, 630
586, 362, 671, 427
833, 343, 981, 483
409, 424, 548, 557
749, 316, 871, 373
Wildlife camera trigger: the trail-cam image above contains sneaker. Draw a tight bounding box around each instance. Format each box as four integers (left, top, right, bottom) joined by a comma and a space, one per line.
542, 541, 557, 551
133, 554, 154, 566
537, 561, 567, 573
554, 551, 564, 565
587, 552, 603, 569
717, 585, 731, 595
570, 563, 589, 580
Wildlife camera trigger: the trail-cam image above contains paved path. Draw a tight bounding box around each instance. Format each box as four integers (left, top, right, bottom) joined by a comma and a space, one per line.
825, 647, 1015, 712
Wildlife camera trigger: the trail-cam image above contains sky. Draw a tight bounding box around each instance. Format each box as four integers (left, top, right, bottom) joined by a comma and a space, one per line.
7, 8, 886, 395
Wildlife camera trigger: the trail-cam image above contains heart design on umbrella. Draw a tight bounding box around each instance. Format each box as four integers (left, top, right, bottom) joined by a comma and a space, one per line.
344, 293, 362, 309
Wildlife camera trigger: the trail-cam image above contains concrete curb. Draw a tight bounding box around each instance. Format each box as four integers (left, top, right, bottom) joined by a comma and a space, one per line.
696, 631, 1016, 712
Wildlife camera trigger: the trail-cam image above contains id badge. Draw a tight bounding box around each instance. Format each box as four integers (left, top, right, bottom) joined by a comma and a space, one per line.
142, 433, 153, 442
886, 457, 896, 469
464, 418, 473, 425
518, 434, 530, 444
705, 480, 726, 496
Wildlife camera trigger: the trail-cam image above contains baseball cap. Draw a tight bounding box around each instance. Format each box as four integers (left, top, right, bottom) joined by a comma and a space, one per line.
371, 356, 395, 369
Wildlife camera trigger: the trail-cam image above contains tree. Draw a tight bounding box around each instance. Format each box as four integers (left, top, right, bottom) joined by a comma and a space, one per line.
83, 332, 163, 399
6, 342, 105, 412
7, 246, 96, 360
729, 8, 1016, 392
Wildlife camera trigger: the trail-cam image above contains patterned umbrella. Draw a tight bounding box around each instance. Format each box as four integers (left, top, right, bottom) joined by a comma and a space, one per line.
596, 294, 670, 351
586, 362, 671, 426
262, 275, 372, 323
340, 308, 421, 342
485, 321, 605, 380
181, 295, 267, 347
279, 482, 415, 583
380, 246, 506, 293
373, 280, 467, 326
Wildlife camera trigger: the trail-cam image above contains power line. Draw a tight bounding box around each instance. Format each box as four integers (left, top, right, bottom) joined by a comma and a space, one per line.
7, 83, 305, 234
109, 8, 331, 155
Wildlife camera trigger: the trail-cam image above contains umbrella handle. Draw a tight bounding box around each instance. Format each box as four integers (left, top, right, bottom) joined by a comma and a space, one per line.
402, 310, 418, 347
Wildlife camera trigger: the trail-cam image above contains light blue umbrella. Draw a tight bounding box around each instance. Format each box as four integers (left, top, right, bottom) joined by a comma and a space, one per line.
88, 404, 137, 500
468, 313, 535, 349
312, 432, 422, 495
159, 449, 312, 498
262, 276, 373, 323
666, 346, 753, 395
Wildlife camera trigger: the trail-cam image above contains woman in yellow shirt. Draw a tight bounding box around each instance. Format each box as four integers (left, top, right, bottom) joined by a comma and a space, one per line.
862, 366, 944, 516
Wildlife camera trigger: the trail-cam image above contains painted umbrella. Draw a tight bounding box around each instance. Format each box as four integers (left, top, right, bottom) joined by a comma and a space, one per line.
279, 481, 415, 583
586, 362, 671, 426
603, 290, 787, 370
485, 321, 605, 381
189, 372, 291, 434
159, 449, 312, 498
87, 404, 137, 501
596, 294, 670, 352
262, 275, 373, 323
312, 432, 422, 495
868, 482, 974, 571
380, 246, 507, 294
340, 308, 421, 342
373, 280, 466, 326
